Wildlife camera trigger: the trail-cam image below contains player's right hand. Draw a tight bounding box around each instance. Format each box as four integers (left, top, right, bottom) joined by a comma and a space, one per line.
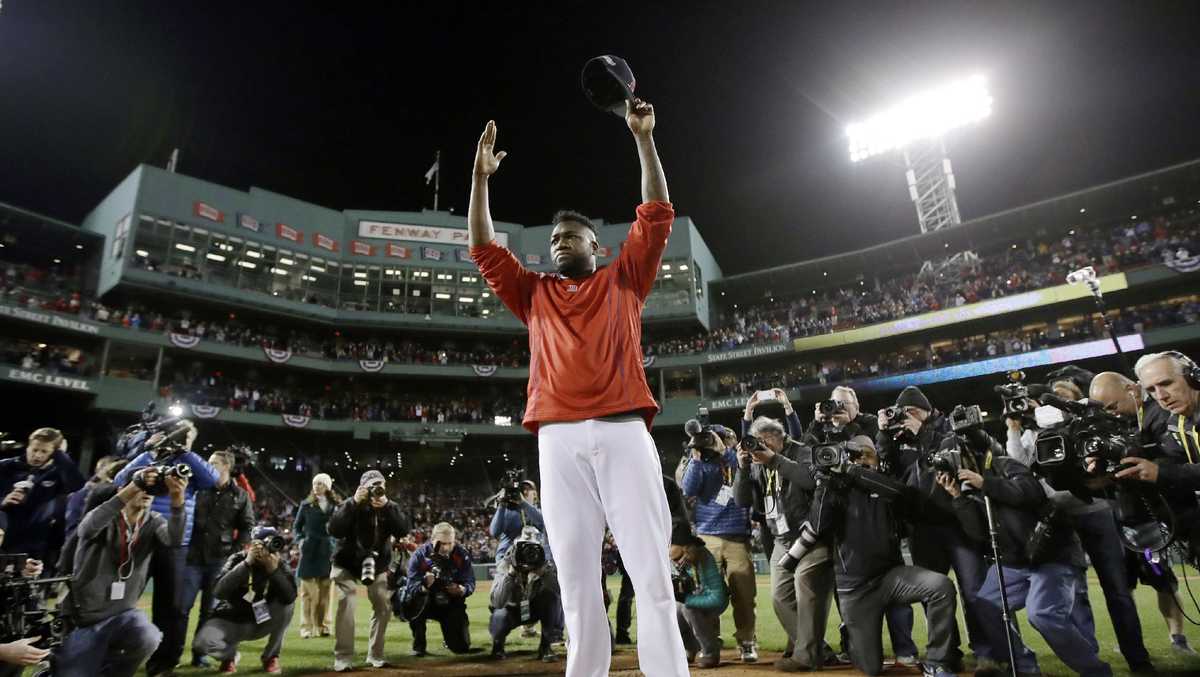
474, 120, 507, 177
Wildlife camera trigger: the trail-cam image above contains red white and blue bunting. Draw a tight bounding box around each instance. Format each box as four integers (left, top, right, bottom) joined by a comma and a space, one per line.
282, 414, 310, 428
472, 365, 498, 377
642, 355, 655, 368
191, 404, 222, 419
168, 333, 201, 349
359, 359, 386, 373
263, 346, 293, 364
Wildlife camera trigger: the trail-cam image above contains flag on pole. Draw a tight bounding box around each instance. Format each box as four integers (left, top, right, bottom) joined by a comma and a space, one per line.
424, 157, 439, 185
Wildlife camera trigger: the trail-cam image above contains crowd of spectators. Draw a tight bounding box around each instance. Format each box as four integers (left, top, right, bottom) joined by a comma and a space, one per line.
707, 297, 1200, 397
163, 372, 525, 424
646, 212, 1200, 356
0, 337, 91, 375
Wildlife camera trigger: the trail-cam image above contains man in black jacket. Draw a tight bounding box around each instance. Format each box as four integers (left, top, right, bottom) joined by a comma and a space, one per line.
328, 470, 410, 672
877, 386, 992, 669
192, 526, 296, 673
732, 416, 830, 671
798, 440, 962, 677
182, 450, 255, 667
0, 427, 86, 567
938, 440, 1111, 677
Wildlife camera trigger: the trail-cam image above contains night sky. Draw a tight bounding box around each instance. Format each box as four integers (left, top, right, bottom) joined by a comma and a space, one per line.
2, 1, 1199, 274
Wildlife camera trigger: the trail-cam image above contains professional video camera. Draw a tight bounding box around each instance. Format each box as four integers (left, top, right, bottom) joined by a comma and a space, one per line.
0, 555, 72, 655
116, 402, 193, 460
484, 467, 528, 509
993, 370, 1045, 421
132, 463, 193, 495
684, 406, 723, 462
511, 527, 547, 571
1033, 393, 1141, 483
811, 441, 862, 472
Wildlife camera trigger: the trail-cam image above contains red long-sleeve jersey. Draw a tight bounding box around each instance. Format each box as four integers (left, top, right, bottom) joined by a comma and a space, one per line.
471, 201, 673, 433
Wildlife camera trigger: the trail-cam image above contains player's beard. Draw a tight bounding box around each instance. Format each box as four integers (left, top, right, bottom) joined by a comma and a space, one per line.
555, 253, 595, 279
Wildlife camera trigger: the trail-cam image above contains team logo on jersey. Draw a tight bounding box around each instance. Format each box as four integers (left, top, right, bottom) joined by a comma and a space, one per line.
473, 365, 498, 377
282, 414, 310, 428
191, 404, 222, 419
263, 346, 293, 364
642, 355, 655, 368
359, 359, 386, 373
168, 333, 201, 349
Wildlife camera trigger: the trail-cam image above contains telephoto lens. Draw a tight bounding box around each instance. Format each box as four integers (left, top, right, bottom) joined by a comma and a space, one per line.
361, 553, 377, 585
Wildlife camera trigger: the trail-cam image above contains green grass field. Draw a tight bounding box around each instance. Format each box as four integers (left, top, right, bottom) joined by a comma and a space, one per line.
153, 573, 1200, 676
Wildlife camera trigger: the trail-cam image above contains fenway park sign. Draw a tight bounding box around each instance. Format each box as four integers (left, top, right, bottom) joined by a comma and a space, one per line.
357, 221, 509, 248
704, 343, 791, 363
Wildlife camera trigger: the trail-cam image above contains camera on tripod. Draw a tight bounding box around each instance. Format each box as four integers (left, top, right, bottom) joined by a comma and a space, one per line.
133, 463, 193, 495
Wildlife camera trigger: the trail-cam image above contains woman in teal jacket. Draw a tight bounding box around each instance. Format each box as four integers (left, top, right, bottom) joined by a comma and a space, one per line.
293, 473, 339, 638
670, 523, 730, 668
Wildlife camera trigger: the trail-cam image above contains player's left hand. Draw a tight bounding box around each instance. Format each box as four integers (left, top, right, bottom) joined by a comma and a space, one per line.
626, 99, 655, 136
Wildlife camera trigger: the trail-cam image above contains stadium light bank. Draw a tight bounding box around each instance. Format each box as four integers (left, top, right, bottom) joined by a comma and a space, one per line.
847, 74, 993, 163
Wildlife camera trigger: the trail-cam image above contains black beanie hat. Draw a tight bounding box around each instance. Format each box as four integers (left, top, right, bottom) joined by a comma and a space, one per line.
1046, 365, 1095, 395
895, 386, 932, 412
670, 522, 704, 548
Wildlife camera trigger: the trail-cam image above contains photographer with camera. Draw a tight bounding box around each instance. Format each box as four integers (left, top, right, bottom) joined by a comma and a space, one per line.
489, 525, 563, 661
0, 428, 86, 567
327, 470, 410, 672
1116, 352, 1200, 498
936, 426, 1111, 677
401, 522, 474, 657
732, 415, 830, 671
668, 523, 729, 669
112, 417, 218, 677
681, 417, 758, 663
796, 437, 962, 677
805, 386, 879, 445
877, 387, 993, 670
1090, 370, 1196, 656
490, 475, 551, 568
181, 450, 255, 668
191, 526, 296, 673
1003, 368, 1156, 672
56, 466, 187, 677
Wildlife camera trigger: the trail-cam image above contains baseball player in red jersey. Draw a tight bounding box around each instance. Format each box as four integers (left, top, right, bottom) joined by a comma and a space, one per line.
468, 100, 689, 676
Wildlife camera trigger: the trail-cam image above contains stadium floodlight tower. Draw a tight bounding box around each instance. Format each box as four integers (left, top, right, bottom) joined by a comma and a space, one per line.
848, 74, 993, 234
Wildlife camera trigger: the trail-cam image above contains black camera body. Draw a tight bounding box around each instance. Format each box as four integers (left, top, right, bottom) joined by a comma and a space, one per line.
670, 563, 696, 603
811, 442, 861, 472
366, 483, 387, 499
0, 555, 72, 652
1033, 395, 1141, 497
818, 399, 846, 418
513, 540, 547, 571
949, 404, 984, 432
739, 435, 765, 454
930, 448, 966, 476
133, 463, 193, 495
499, 467, 527, 507
263, 535, 287, 554
685, 407, 723, 462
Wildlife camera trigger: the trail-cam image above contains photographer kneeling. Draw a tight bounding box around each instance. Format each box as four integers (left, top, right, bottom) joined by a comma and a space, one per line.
936, 430, 1111, 677
328, 471, 410, 672
488, 526, 562, 661
57, 467, 187, 677
192, 526, 296, 674
793, 437, 961, 677
669, 523, 729, 669
732, 416, 830, 671
400, 522, 474, 657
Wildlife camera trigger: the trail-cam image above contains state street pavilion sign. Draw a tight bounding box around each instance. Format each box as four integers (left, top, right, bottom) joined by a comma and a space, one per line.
358, 221, 510, 249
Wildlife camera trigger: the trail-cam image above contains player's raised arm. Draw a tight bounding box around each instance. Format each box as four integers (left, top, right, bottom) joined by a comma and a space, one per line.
469, 120, 508, 248
627, 99, 668, 205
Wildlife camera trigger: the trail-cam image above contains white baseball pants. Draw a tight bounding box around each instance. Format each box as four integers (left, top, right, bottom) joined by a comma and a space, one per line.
538, 418, 689, 677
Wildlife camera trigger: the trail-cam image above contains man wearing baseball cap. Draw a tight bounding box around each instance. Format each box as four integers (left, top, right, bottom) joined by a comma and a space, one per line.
327, 471, 410, 671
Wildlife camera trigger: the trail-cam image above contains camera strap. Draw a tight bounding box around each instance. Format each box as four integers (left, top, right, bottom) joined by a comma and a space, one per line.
117, 512, 142, 581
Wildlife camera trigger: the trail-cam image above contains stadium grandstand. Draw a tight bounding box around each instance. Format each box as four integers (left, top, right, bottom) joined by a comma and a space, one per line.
1, 158, 1199, 558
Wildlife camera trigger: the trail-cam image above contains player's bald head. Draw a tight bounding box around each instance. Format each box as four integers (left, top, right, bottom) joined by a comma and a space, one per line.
1089, 371, 1139, 416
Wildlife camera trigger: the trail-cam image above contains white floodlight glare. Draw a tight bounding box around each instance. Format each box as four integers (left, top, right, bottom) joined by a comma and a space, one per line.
847, 75, 992, 162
